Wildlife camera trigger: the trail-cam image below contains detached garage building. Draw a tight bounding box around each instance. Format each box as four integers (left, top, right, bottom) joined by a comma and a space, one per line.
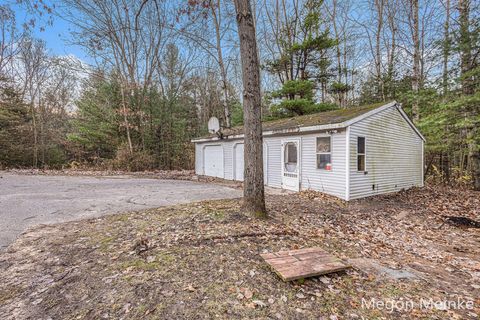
192, 101, 425, 200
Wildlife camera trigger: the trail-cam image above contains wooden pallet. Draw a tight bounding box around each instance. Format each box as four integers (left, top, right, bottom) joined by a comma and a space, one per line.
260, 247, 350, 281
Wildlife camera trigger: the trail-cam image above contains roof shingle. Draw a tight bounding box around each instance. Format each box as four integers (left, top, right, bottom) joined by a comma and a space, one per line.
196, 101, 392, 141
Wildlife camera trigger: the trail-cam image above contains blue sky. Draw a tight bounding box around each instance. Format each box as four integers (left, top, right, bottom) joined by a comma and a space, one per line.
11, 2, 90, 63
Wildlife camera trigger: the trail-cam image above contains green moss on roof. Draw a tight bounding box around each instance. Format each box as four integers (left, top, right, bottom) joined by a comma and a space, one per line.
198, 101, 393, 140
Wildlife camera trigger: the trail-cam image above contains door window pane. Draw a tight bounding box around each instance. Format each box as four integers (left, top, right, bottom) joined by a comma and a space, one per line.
286, 143, 297, 163
284, 142, 297, 172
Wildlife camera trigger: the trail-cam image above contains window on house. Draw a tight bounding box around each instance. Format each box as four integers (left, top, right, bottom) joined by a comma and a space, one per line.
357, 137, 366, 171
316, 137, 331, 169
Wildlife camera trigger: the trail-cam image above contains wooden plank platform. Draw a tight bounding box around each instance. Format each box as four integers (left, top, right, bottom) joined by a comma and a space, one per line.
260, 247, 350, 281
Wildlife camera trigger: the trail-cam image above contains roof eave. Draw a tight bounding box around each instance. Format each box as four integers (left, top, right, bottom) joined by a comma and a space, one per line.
396, 105, 426, 142
191, 100, 427, 143
191, 122, 347, 143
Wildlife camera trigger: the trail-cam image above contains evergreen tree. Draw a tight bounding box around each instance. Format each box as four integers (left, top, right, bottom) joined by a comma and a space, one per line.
265, 0, 337, 117
67, 75, 121, 161
0, 81, 32, 167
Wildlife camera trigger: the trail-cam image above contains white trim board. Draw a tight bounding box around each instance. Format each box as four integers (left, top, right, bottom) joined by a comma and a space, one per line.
345, 126, 350, 201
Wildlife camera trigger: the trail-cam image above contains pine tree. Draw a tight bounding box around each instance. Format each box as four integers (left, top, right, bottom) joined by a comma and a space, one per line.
0, 81, 33, 167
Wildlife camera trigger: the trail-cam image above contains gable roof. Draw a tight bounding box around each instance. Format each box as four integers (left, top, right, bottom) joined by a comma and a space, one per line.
192, 101, 425, 142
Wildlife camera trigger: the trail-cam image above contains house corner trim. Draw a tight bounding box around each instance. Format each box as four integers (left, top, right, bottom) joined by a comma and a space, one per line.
345, 126, 350, 201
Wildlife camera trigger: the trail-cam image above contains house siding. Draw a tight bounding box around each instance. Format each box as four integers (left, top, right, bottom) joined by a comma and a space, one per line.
195, 143, 203, 175
299, 131, 346, 198
194, 104, 423, 201
348, 106, 423, 200
264, 137, 283, 188
195, 131, 347, 199
223, 141, 234, 180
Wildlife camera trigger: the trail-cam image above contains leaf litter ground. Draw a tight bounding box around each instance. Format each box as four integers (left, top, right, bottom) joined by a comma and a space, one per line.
0, 185, 478, 319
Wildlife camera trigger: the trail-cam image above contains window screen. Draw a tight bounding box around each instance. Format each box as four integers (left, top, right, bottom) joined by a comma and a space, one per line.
286, 143, 297, 163
284, 142, 298, 173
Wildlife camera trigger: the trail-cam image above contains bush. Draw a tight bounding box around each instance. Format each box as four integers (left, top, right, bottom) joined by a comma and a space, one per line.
109, 145, 157, 172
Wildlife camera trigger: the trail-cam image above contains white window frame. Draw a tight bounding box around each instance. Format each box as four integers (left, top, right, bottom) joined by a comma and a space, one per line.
316, 136, 332, 170
357, 136, 366, 172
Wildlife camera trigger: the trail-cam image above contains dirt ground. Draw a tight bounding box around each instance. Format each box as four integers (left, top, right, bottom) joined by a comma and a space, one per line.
0, 186, 478, 319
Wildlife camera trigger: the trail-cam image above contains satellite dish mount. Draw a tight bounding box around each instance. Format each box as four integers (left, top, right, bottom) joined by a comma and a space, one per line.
208, 117, 223, 139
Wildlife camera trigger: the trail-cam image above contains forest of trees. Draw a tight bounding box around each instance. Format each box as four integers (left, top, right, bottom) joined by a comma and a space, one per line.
0, 0, 478, 189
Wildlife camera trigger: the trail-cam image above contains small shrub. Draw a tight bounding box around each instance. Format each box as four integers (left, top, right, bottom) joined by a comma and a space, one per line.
110, 145, 157, 172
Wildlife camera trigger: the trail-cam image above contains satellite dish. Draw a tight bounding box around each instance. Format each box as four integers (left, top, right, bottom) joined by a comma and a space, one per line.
208, 117, 220, 133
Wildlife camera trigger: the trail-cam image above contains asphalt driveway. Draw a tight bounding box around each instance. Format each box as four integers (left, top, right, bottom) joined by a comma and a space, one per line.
0, 172, 242, 249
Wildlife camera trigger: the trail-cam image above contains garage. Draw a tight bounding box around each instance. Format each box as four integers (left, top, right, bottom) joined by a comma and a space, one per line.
203, 145, 224, 178
193, 102, 425, 200
234, 143, 244, 181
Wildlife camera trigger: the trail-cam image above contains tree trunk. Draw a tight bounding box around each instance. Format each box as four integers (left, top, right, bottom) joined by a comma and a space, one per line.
458, 0, 473, 96
411, 0, 420, 121
374, 0, 385, 102
386, 0, 397, 99
211, 0, 231, 128
233, 0, 267, 217
471, 147, 480, 191
442, 0, 450, 97
119, 84, 133, 154
331, 1, 344, 107
458, 0, 479, 191
30, 101, 38, 168
441, 152, 450, 184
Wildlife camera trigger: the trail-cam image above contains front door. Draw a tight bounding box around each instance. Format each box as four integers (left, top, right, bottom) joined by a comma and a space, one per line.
281, 139, 300, 191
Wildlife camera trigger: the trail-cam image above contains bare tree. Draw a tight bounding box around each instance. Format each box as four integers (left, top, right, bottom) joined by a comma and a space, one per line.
374, 0, 386, 101
0, 6, 21, 78
410, 0, 420, 121
326, 0, 355, 107
457, 0, 479, 191
15, 37, 77, 168
17, 38, 51, 167
234, 0, 266, 217
168, 0, 236, 128
384, 0, 398, 98
354, 0, 386, 102
210, 0, 232, 128
458, 0, 473, 96
62, 0, 168, 153
442, 0, 450, 97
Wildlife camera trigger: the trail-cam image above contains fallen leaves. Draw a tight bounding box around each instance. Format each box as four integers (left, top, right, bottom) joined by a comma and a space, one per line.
0, 185, 478, 319
6, 168, 196, 180
252, 299, 267, 307
243, 288, 253, 299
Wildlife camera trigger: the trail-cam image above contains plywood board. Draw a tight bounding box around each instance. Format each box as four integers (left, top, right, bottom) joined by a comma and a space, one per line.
260, 247, 350, 281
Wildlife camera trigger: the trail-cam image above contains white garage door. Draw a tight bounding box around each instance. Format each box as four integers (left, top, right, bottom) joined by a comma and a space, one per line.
204, 145, 224, 178
234, 143, 244, 181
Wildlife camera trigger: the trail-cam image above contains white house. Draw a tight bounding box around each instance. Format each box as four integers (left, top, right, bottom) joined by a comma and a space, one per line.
192, 101, 425, 200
